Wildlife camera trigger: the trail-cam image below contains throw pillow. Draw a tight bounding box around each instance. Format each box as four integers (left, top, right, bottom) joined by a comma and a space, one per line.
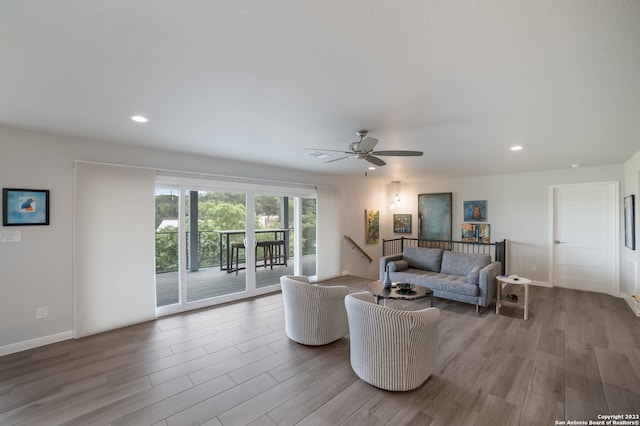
388, 260, 409, 272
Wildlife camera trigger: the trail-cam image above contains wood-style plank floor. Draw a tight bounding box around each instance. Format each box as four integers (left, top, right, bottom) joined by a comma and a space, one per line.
1, 275, 639, 425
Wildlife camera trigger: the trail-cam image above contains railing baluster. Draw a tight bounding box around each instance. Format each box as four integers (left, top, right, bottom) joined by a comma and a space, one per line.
383, 237, 507, 271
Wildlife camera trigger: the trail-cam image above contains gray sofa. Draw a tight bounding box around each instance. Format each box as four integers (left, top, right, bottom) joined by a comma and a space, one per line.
379, 246, 500, 311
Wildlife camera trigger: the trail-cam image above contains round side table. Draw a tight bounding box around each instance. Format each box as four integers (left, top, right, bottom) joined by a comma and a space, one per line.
496, 275, 531, 320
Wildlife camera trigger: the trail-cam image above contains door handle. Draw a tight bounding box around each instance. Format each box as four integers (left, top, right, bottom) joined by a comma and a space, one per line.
554, 240, 566, 244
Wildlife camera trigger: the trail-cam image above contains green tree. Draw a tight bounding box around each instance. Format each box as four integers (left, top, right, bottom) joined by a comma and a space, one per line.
256, 195, 280, 227
155, 194, 179, 228
155, 226, 179, 272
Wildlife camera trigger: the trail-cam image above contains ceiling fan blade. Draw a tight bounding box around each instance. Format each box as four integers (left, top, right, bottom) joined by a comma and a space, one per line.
325, 155, 351, 163
305, 148, 352, 154
365, 156, 386, 166
371, 150, 423, 157
358, 137, 378, 152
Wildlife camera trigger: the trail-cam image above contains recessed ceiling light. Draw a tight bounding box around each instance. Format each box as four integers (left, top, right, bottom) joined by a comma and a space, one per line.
509, 145, 524, 151
130, 115, 149, 123
368, 166, 376, 170
571, 163, 581, 168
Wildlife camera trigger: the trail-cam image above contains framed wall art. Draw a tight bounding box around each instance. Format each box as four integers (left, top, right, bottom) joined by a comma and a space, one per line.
418, 193, 452, 240
624, 194, 635, 250
463, 200, 487, 222
2, 188, 50, 226
365, 209, 379, 244
461, 223, 491, 243
393, 214, 412, 234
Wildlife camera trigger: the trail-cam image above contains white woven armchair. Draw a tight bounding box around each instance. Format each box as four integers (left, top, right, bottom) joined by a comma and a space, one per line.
280, 275, 349, 346
344, 291, 440, 391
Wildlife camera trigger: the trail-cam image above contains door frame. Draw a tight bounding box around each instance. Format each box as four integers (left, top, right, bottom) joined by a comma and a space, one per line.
155, 176, 317, 317
548, 181, 620, 295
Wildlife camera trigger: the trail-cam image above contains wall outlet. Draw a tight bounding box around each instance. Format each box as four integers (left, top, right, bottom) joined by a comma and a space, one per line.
36, 306, 48, 320
530, 264, 537, 271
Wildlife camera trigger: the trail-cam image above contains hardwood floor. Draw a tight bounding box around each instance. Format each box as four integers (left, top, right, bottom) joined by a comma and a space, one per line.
1, 276, 639, 425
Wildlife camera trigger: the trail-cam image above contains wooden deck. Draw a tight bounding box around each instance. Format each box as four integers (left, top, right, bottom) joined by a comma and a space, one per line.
156, 255, 316, 307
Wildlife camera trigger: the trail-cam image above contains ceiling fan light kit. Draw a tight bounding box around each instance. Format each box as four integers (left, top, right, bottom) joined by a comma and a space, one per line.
305, 130, 423, 168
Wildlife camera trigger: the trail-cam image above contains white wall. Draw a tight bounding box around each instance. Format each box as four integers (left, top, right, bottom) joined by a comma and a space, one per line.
0, 125, 342, 352
340, 164, 625, 285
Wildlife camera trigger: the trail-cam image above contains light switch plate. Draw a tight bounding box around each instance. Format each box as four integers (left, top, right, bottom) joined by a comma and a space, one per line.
0, 230, 21, 242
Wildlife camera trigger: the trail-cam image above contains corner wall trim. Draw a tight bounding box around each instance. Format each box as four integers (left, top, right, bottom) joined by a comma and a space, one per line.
0, 330, 74, 357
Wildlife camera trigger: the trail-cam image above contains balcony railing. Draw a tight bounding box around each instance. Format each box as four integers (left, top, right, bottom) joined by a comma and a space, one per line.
155, 230, 222, 273
155, 229, 316, 273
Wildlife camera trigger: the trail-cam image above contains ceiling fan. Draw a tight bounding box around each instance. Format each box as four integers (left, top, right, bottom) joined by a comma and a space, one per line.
307, 130, 423, 166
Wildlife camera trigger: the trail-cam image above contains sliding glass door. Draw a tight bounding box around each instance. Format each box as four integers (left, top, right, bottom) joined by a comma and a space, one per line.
155, 181, 316, 314
185, 189, 247, 302
155, 187, 180, 307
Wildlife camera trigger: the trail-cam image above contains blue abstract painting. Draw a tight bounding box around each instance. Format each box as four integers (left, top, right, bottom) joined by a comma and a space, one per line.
463, 200, 487, 222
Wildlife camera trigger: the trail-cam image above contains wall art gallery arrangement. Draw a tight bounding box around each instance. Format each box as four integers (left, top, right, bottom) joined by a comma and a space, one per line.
461, 199, 490, 243
383, 195, 493, 244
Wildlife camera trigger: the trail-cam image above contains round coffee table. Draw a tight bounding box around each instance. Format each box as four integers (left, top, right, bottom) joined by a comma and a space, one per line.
365, 281, 433, 307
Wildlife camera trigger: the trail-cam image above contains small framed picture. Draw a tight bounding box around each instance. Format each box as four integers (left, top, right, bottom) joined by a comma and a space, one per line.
393, 214, 412, 234
2, 188, 50, 226
624, 194, 635, 250
365, 209, 379, 244
463, 200, 487, 222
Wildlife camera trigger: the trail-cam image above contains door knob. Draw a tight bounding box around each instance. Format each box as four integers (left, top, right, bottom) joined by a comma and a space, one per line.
554, 240, 566, 244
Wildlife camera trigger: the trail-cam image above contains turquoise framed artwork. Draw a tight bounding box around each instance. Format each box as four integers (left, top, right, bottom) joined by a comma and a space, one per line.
418, 193, 452, 240
2, 188, 50, 226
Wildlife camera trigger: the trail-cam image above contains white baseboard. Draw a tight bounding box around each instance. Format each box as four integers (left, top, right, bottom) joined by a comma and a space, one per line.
0, 330, 74, 357
623, 295, 640, 317
531, 280, 552, 288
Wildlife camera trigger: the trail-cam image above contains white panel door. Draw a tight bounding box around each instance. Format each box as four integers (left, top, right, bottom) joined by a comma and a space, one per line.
551, 182, 618, 295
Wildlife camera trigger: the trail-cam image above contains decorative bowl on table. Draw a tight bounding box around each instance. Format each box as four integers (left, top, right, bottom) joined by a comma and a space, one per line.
396, 283, 415, 293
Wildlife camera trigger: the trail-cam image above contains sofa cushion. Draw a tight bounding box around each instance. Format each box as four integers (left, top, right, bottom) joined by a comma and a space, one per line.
430, 274, 480, 297
402, 247, 444, 272
440, 252, 491, 277
389, 270, 479, 297
388, 259, 409, 272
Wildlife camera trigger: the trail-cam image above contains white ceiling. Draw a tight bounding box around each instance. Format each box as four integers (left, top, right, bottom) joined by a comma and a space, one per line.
1, 1, 639, 182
